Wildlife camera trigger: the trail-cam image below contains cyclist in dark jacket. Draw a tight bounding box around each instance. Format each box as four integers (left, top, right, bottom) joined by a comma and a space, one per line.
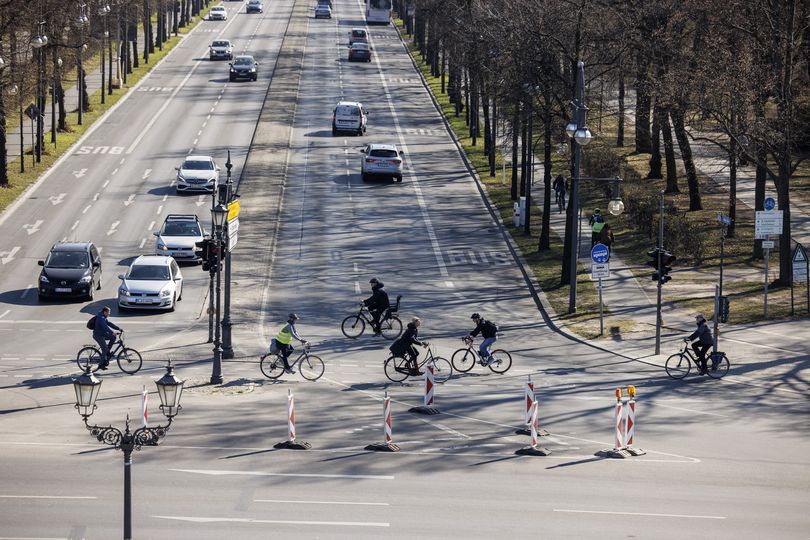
363, 278, 390, 335
687, 313, 713, 372
469, 313, 498, 365
92, 306, 121, 370
390, 317, 426, 375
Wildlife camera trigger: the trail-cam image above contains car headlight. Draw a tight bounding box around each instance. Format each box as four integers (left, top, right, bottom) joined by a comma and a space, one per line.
118, 287, 131, 296
177, 173, 186, 181
160, 289, 172, 298
80, 274, 93, 283
250, 67, 256, 72
230, 67, 236, 72
157, 239, 168, 250
39, 274, 49, 283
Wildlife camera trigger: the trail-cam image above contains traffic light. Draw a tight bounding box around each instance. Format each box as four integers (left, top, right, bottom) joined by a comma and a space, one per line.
195, 238, 211, 271
647, 248, 676, 284
719, 296, 730, 323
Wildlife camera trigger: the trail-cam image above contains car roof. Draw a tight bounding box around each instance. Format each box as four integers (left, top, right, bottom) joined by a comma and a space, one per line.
164, 214, 200, 222
131, 255, 174, 266
184, 155, 214, 162
212, 39, 231, 44
211, 5, 225, 9
336, 101, 362, 108
234, 55, 255, 61
351, 28, 366, 33
51, 242, 92, 252
367, 143, 398, 151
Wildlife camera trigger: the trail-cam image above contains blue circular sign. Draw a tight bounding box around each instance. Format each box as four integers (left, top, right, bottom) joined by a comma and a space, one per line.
764, 197, 776, 211
591, 243, 610, 264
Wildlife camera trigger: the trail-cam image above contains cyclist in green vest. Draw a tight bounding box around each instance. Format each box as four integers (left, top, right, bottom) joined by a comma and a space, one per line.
589, 208, 605, 247
264, 313, 308, 374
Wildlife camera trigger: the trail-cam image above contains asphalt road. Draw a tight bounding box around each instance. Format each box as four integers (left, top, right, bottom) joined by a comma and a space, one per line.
0, 0, 808, 538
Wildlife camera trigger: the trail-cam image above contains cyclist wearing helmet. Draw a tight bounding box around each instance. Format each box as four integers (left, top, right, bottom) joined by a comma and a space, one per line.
263, 313, 308, 374
363, 278, 390, 335
468, 313, 498, 365
685, 313, 713, 373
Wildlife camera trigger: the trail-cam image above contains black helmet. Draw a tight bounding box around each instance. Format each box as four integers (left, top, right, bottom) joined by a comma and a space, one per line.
471, 313, 481, 320
369, 277, 379, 284
287, 313, 299, 322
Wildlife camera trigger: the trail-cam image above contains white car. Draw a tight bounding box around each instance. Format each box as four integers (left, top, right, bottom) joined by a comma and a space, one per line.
332, 101, 367, 136
209, 5, 227, 20
209, 39, 233, 60
154, 215, 205, 262
360, 143, 404, 182
175, 155, 220, 193
118, 256, 183, 311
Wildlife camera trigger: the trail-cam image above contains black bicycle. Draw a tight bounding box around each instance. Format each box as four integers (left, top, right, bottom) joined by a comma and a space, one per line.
260, 343, 325, 381
383, 344, 453, 383
665, 340, 729, 379
341, 295, 403, 340
76, 332, 143, 374
451, 336, 512, 374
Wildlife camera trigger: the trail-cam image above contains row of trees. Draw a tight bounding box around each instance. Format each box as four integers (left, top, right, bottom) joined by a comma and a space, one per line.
396, 0, 809, 285
0, 0, 212, 185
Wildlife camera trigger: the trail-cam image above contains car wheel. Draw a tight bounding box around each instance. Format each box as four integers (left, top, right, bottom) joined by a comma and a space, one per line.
395, 175, 403, 183
357, 128, 363, 136
210, 56, 214, 61
332, 128, 337, 136
252, 74, 257, 81
229, 75, 235, 82
361, 173, 368, 182
178, 284, 183, 301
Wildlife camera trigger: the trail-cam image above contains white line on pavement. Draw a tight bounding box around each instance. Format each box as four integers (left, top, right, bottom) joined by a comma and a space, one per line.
19, 286, 33, 299
153, 515, 389, 527
111, 168, 119, 175
139, 238, 146, 249
81, 205, 91, 214
0, 310, 10, 319
354, 281, 360, 294
92, 192, 100, 201
0, 495, 97, 499
552, 509, 725, 520
71, 220, 79, 231
168, 469, 395, 480
253, 499, 389, 506
147, 221, 155, 231
102, 180, 110, 188
156, 205, 163, 215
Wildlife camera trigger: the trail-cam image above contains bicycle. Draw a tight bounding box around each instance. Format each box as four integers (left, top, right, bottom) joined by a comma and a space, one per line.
341, 296, 403, 340
555, 190, 566, 213
260, 342, 325, 381
665, 340, 729, 380
383, 344, 453, 383
451, 336, 512, 374
76, 332, 143, 374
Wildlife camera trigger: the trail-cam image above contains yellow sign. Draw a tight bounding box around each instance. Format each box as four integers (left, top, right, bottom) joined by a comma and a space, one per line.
227, 200, 241, 221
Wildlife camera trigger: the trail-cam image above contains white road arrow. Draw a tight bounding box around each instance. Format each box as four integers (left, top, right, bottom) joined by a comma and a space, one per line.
142, 169, 152, 179
107, 221, 120, 236
23, 220, 43, 235
49, 193, 67, 205
196, 195, 206, 207
0, 246, 21, 264
72, 169, 88, 179
124, 194, 136, 206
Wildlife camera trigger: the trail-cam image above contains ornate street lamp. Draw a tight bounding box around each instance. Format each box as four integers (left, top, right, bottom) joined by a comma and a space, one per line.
221, 151, 235, 359
210, 202, 228, 384
73, 362, 183, 540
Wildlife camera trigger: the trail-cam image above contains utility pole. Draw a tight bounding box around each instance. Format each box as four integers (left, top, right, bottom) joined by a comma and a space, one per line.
654, 190, 664, 355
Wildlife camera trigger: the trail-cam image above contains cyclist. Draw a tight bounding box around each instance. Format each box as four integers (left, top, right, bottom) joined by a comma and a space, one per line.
92, 306, 121, 370
685, 313, 713, 373
263, 313, 308, 374
553, 175, 567, 213
363, 278, 390, 335
589, 208, 605, 247
468, 313, 498, 365
389, 317, 427, 376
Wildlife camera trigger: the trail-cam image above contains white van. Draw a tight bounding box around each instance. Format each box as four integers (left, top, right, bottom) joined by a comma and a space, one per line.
332, 101, 367, 136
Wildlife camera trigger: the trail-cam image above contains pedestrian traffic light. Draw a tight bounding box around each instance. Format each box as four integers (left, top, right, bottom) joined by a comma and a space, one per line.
195, 238, 211, 270
719, 295, 730, 323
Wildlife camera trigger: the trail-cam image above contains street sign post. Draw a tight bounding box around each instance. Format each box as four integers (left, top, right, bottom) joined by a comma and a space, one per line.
755, 210, 783, 237
589, 260, 610, 336
791, 244, 809, 315
591, 243, 609, 264
591, 263, 610, 279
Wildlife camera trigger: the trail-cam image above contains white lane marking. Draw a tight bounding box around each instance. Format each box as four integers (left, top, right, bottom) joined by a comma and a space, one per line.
354, 281, 360, 294
72, 168, 87, 178
168, 469, 394, 480
22, 220, 43, 235
71, 220, 80, 231
192, 138, 198, 146
120, 158, 125, 165
20, 285, 33, 299
82, 205, 92, 214
107, 221, 120, 236
552, 509, 725, 520
197, 130, 202, 136
153, 516, 389, 527
196, 195, 206, 207
353, 262, 358, 272
156, 205, 163, 215
102, 180, 110, 188
0, 310, 10, 320
48, 193, 66, 205
253, 500, 389, 507
445, 281, 454, 288
206, 114, 211, 120
92, 193, 100, 201
0, 495, 97, 499
124, 194, 136, 206
1, 246, 21, 264
162, 194, 168, 202
111, 168, 119, 175
139, 238, 146, 249
142, 168, 152, 179
147, 221, 155, 231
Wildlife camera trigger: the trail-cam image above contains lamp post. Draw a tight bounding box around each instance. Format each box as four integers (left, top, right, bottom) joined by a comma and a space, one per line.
50, 56, 61, 144
30, 25, 47, 164
73, 362, 184, 540
99, 4, 111, 104
7, 83, 23, 173
211, 202, 228, 384
221, 151, 235, 359
77, 4, 89, 125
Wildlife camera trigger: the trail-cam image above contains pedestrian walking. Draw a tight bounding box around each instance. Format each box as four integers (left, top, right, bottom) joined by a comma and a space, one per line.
553, 175, 567, 213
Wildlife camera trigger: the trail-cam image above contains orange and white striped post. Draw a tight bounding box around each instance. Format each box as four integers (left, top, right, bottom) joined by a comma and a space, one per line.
529, 401, 539, 448
625, 385, 636, 448
524, 376, 534, 425
424, 361, 435, 407
613, 387, 624, 451
515, 399, 550, 456
383, 392, 393, 445
141, 385, 148, 428
287, 389, 296, 442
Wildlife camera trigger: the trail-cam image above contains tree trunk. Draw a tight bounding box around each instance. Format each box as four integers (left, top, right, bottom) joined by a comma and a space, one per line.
660, 108, 678, 192
648, 103, 662, 178
0, 90, 7, 186
511, 105, 519, 200
617, 73, 625, 147
727, 109, 737, 238
635, 57, 652, 153
753, 145, 766, 259
56, 81, 67, 131
519, 108, 527, 197
489, 98, 497, 176
671, 107, 702, 210
539, 97, 552, 250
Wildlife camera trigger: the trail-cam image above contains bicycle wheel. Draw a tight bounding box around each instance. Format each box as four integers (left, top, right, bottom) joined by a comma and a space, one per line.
76, 346, 102, 373
429, 357, 453, 383
116, 348, 143, 375
665, 353, 691, 379
299, 354, 325, 381
451, 348, 476, 372
707, 353, 729, 379
487, 349, 513, 374
341, 315, 365, 339
383, 355, 409, 383
260, 354, 284, 379
380, 316, 403, 340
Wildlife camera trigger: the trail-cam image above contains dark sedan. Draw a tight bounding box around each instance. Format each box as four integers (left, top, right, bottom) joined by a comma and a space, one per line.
229, 55, 258, 81
348, 42, 372, 62
38, 242, 102, 301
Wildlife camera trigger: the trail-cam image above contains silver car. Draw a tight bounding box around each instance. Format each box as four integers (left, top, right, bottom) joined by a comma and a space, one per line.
360, 143, 404, 182
209, 6, 227, 20
118, 256, 183, 312
154, 215, 205, 262
209, 39, 233, 60
175, 155, 220, 193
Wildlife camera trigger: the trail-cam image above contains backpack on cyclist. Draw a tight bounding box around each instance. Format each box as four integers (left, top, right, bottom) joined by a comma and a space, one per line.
86, 316, 96, 330
482, 320, 499, 334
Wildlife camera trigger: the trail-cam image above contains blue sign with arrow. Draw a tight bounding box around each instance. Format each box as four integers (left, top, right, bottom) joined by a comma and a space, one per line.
591, 243, 610, 264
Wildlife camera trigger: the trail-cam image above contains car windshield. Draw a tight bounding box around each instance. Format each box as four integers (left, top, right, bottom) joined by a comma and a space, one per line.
45, 251, 89, 268
182, 160, 214, 170
370, 149, 398, 158
336, 105, 360, 116
370, 0, 391, 8
162, 221, 201, 236
212, 41, 229, 47
352, 43, 369, 50
127, 265, 171, 281
212, 6, 224, 11
234, 57, 254, 65
352, 30, 366, 38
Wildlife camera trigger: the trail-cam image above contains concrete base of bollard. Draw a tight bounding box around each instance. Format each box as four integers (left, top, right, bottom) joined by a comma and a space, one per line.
597, 448, 633, 459
515, 427, 550, 436
515, 446, 551, 456
365, 442, 401, 452
274, 440, 312, 450
409, 405, 440, 415
625, 446, 646, 456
